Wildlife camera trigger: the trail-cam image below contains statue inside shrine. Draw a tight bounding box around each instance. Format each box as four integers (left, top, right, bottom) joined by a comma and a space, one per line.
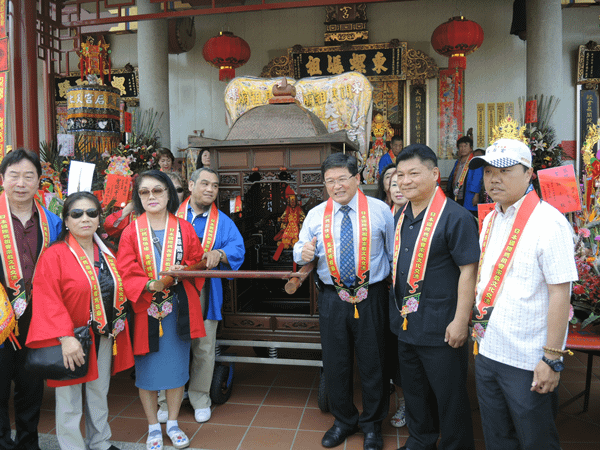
363, 113, 394, 184
273, 186, 305, 261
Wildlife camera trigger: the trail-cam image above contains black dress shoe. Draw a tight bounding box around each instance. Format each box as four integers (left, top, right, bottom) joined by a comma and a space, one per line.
321, 424, 359, 448
364, 431, 383, 450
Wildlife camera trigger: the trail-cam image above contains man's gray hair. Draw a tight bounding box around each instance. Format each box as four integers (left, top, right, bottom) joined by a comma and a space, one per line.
190, 167, 219, 183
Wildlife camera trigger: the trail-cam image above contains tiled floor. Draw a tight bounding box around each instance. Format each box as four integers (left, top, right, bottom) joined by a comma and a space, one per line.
9, 344, 600, 450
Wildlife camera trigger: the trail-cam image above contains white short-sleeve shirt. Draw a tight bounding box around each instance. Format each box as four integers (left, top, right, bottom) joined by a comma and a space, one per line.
476, 197, 578, 371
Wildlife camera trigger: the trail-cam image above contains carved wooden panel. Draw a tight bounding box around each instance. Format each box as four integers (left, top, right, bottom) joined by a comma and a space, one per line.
223, 315, 271, 330
220, 173, 240, 186
275, 317, 320, 332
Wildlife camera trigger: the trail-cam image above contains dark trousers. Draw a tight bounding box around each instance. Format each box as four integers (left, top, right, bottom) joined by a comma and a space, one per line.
0, 343, 44, 450
398, 340, 474, 450
475, 354, 560, 450
319, 282, 388, 434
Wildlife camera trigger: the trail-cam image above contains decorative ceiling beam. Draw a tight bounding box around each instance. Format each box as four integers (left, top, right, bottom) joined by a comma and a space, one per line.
62, 0, 414, 28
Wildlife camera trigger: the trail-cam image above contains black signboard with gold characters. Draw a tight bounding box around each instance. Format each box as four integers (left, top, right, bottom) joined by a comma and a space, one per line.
289, 42, 406, 81
54, 67, 139, 105
578, 43, 600, 85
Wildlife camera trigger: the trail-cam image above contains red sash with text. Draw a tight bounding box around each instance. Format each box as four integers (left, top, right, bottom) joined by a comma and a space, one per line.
322, 190, 371, 318
453, 153, 473, 201
65, 234, 127, 354
135, 213, 179, 337
177, 198, 220, 252
392, 187, 447, 330
471, 191, 540, 354
0, 193, 51, 323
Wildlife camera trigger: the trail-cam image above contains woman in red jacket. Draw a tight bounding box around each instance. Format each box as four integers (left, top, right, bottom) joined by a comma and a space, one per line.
27, 191, 134, 450
117, 170, 205, 450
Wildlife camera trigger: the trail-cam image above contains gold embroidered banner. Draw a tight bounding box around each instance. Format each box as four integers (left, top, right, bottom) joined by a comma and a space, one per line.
224, 72, 373, 157
496, 103, 506, 125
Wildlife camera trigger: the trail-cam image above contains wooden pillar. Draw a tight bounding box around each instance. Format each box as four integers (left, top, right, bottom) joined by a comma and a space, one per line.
10, 0, 39, 151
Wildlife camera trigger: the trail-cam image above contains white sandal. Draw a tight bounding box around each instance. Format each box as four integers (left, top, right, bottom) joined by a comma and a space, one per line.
146, 429, 163, 450
167, 426, 190, 449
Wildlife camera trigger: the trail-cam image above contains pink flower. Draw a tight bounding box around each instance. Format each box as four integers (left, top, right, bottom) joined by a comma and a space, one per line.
579, 228, 591, 238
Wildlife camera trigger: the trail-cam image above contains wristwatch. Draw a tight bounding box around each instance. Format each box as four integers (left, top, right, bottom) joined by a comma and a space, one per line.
542, 355, 565, 372
216, 249, 225, 261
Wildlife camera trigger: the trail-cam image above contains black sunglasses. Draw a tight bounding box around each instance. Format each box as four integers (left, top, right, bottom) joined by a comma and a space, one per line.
68, 208, 99, 219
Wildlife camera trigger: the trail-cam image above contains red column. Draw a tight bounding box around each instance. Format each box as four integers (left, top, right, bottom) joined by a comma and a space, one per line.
10, 0, 39, 151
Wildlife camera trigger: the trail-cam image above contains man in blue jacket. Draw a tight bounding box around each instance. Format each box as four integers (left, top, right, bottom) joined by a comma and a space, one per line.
445, 136, 483, 216
158, 167, 245, 424
0, 149, 62, 450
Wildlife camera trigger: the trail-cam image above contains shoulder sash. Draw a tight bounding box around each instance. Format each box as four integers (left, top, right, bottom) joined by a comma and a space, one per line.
0, 192, 51, 319
322, 190, 371, 317
471, 190, 539, 352
177, 198, 220, 252
453, 154, 473, 201
392, 186, 447, 329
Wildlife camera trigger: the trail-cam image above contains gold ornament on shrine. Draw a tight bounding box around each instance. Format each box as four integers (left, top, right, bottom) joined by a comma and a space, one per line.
490, 116, 528, 146
77, 36, 112, 84
581, 122, 600, 169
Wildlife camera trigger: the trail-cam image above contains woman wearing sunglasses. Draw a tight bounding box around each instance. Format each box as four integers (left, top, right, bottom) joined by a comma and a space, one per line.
26, 191, 134, 450
117, 170, 205, 450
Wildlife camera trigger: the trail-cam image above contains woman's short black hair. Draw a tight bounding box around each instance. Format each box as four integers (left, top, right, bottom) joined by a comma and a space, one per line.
0, 148, 42, 177
195, 148, 211, 169
132, 170, 180, 216
156, 148, 175, 162
377, 163, 396, 202
57, 191, 103, 242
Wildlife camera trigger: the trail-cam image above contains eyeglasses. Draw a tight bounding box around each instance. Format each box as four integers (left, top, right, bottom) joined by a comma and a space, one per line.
68, 208, 99, 219
138, 187, 168, 198
324, 176, 353, 187
176, 187, 184, 193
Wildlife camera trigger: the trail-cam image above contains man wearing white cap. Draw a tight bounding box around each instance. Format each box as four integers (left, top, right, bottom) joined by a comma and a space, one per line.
469, 138, 578, 450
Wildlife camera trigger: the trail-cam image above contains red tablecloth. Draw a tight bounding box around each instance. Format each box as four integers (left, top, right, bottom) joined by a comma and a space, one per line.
566, 323, 600, 351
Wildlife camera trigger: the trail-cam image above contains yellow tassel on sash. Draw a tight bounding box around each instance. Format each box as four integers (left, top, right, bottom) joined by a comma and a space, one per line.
14, 320, 19, 337
159, 319, 164, 337
473, 340, 478, 355
402, 316, 407, 330
113, 339, 117, 356
354, 304, 359, 319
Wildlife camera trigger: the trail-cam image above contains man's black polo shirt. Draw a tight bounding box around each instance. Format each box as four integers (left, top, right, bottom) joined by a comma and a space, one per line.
390, 198, 480, 346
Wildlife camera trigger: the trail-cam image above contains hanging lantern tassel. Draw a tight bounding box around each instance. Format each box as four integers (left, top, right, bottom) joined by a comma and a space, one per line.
354, 304, 359, 319
159, 319, 164, 337
219, 66, 235, 82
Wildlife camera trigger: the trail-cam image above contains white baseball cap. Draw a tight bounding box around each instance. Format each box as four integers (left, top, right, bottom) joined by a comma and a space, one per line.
469, 138, 532, 170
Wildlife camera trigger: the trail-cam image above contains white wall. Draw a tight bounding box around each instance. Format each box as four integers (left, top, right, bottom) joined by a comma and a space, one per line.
104, 0, 599, 162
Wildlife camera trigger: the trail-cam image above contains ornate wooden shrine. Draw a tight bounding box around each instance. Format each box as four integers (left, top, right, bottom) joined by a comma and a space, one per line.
188, 88, 359, 343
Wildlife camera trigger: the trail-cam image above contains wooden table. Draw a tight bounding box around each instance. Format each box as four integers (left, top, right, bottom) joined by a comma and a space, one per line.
561, 323, 600, 413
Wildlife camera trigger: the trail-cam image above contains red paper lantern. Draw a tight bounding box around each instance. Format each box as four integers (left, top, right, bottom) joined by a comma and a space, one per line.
203, 31, 251, 82
431, 16, 484, 69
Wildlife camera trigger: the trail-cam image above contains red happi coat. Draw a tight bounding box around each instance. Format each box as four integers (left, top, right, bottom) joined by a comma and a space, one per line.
116, 215, 206, 356
26, 242, 135, 387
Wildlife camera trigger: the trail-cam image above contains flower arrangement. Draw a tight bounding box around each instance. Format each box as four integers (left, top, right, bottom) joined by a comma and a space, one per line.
572, 123, 600, 328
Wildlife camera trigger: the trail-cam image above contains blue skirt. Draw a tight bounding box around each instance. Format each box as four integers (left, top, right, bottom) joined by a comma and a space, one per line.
134, 294, 191, 391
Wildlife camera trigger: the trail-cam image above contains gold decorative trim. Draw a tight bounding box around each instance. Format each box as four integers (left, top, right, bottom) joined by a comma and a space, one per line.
260, 55, 293, 78
577, 42, 600, 85
404, 48, 439, 84
324, 31, 369, 43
